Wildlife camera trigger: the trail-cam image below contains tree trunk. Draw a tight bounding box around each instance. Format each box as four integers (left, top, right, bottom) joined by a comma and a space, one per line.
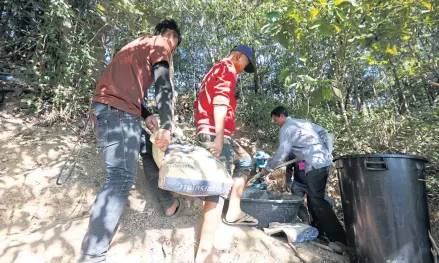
433, 27, 439, 69
344, 85, 351, 111
388, 57, 409, 113
407, 43, 436, 105
92, 28, 109, 81
359, 88, 369, 116
425, 84, 434, 106
388, 86, 400, 117
353, 84, 362, 113
325, 101, 331, 111
372, 85, 381, 108
339, 99, 348, 123
252, 48, 261, 93
193, 67, 197, 97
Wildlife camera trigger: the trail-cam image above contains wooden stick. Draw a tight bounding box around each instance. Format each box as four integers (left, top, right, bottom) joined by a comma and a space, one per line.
429, 231, 439, 256
288, 243, 307, 263
246, 171, 263, 187
428, 81, 439, 88
246, 156, 303, 187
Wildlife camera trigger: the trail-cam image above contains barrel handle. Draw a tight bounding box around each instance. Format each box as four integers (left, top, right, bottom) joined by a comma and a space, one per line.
364, 160, 388, 171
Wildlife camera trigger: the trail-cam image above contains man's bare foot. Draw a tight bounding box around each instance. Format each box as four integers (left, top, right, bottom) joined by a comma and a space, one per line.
165, 199, 179, 216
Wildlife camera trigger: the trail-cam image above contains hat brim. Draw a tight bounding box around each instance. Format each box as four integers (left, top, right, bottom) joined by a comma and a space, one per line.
244, 62, 255, 73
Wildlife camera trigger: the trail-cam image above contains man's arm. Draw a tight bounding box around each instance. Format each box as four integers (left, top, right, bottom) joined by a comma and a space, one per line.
210, 66, 233, 156
214, 106, 227, 138
153, 61, 173, 131
266, 126, 300, 172
141, 101, 153, 119
212, 66, 233, 138
141, 100, 159, 133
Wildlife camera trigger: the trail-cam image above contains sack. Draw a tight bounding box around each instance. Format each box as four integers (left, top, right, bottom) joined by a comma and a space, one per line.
150, 134, 234, 197
149, 128, 187, 169
267, 222, 319, 243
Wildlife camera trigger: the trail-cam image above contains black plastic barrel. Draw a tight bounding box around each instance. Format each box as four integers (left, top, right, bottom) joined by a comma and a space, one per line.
222, 189, 303, 228
334, 154, 432, 263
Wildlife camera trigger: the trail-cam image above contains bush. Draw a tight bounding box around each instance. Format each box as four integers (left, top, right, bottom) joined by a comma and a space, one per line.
236, 93, 288, 143
236, 93, 439, 175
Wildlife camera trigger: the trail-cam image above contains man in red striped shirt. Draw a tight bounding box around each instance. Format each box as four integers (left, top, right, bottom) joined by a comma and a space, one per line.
194, 45, 257, 262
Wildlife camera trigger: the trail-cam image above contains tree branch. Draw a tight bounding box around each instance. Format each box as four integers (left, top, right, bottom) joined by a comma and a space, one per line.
428, 81, 439, 88
87, 23, 109, 45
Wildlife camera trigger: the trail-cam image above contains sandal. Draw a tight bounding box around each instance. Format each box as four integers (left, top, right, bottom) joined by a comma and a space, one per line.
222, 213, 258, 226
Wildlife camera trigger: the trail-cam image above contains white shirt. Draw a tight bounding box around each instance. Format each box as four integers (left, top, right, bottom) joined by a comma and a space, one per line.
267, 117, 332, 173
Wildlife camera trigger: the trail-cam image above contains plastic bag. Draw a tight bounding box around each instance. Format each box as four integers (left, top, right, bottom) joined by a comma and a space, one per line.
253, 151, 270, 168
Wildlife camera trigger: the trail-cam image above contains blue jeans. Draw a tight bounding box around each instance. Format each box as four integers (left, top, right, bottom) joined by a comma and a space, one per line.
78, 102, 142, 263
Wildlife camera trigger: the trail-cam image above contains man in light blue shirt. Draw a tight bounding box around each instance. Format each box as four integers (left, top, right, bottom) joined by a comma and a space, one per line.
263, 106, 346, 245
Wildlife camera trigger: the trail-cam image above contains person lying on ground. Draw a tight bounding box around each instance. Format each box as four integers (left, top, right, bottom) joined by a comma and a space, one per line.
193, 44, 256, 263
77, 19, 181, 263
262, 106, 347, 246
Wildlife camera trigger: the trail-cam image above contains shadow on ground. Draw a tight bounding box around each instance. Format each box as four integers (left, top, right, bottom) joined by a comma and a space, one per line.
1, 101, 338, 263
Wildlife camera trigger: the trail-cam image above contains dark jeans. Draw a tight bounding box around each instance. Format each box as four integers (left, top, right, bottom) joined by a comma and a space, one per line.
285, 152, 309, 223
292, 182, 335, 224
306, 166, 347, 244
139, 128, 175, 210
78, 102, 142, 263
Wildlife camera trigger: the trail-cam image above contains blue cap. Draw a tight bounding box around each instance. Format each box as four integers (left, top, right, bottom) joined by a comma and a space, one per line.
231, 45, 254, 73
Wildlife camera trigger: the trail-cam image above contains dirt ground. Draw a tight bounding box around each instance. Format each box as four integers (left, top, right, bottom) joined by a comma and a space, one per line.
0, 100, 348, 263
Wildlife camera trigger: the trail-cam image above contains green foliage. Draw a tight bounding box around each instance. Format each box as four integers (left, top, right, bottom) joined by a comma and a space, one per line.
237, 93, 439, 174
236, 93, 284, 143
1, 0, 438, 174
1, 0, 155, 117
262, 0, 439, 114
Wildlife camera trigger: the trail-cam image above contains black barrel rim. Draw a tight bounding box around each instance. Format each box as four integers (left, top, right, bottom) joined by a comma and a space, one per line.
333, 153, 428, 163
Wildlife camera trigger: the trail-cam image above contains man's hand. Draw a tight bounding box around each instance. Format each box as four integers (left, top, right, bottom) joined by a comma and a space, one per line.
155, 129, 171, 152
210, 136, 223, 157
145, 115, 159, 133
260, 168, 271, 185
